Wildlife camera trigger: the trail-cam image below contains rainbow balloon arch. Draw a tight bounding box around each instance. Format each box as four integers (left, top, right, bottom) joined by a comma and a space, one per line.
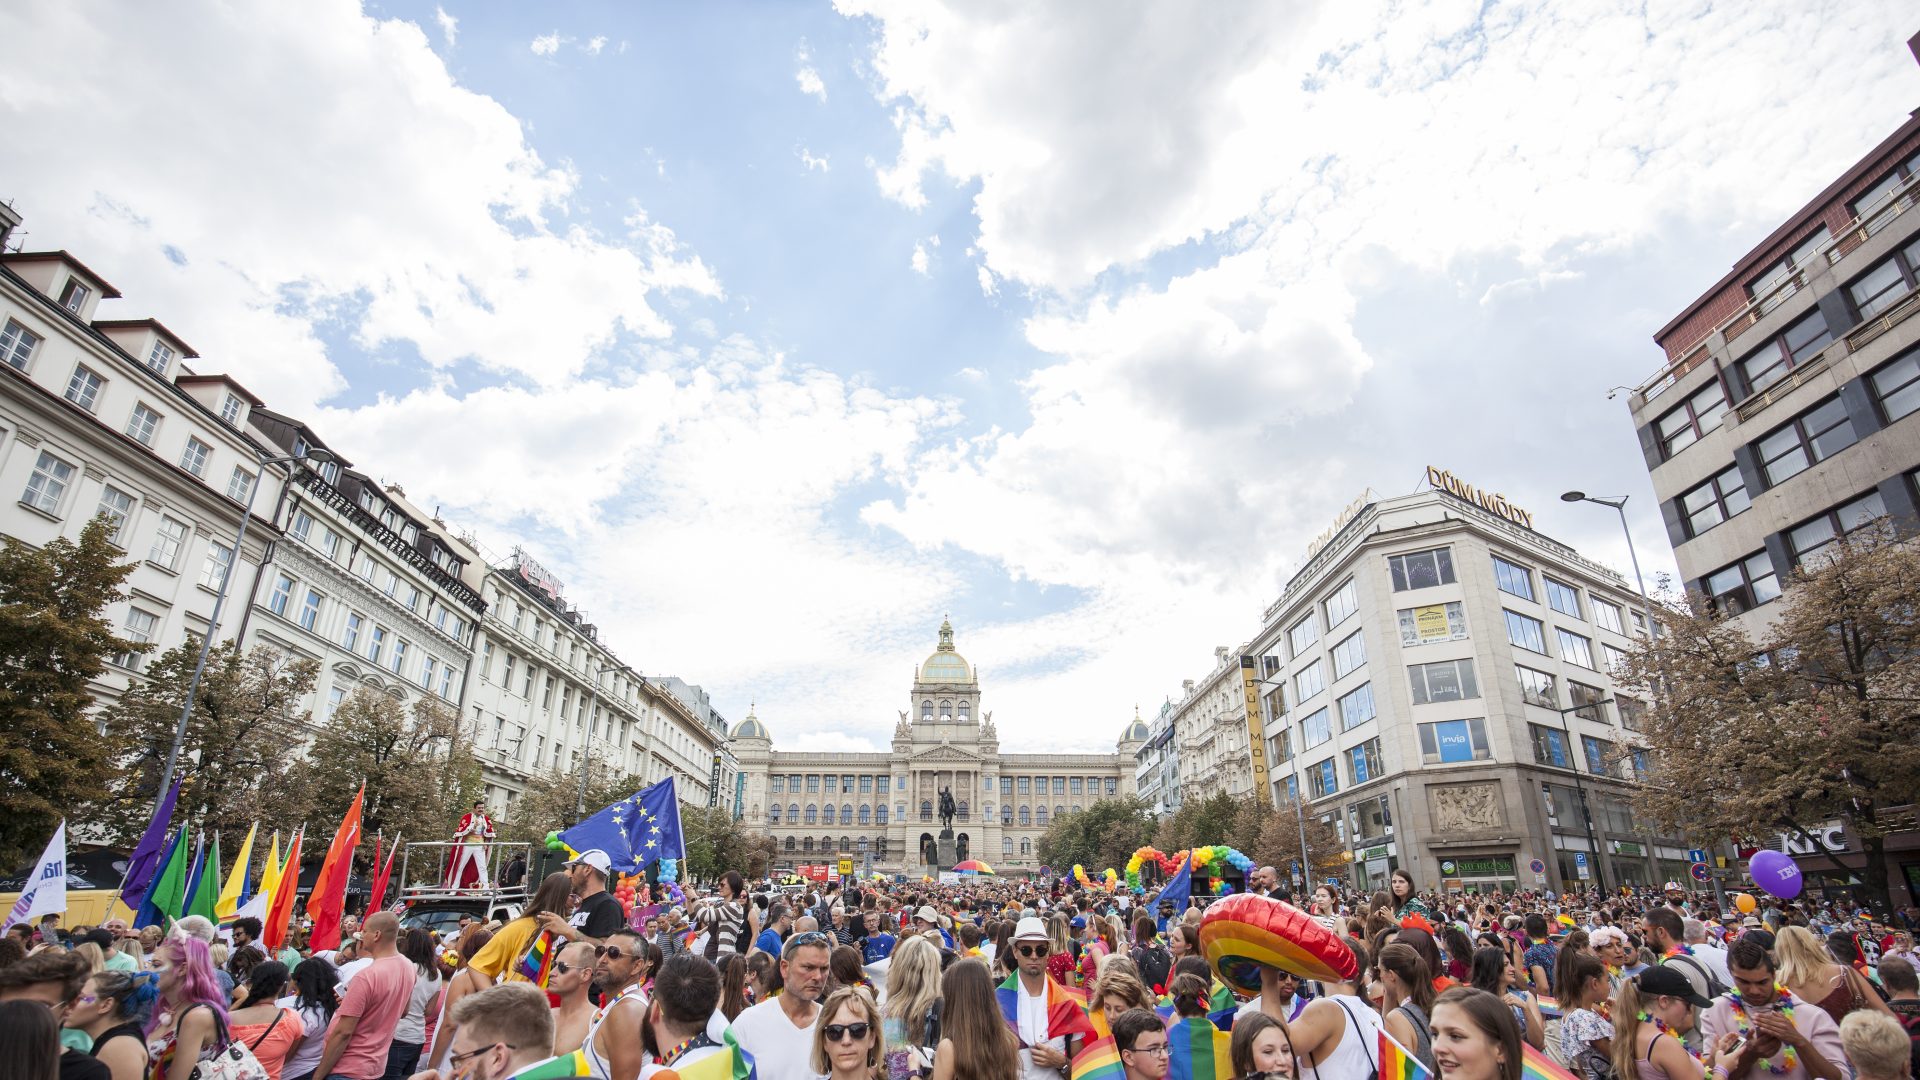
1122, 844, 1255, 895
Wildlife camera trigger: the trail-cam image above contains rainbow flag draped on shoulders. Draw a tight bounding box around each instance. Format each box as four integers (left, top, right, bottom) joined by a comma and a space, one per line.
998, 972, 1097, 1050
506, 1049, 592, 1079
516, 929, 557, 987
1167, 1015, 1232, 1080
1520, 1043, 1579, 1080
1380, 1029, 1437, 1080
658, 1030, 757, 1080
1067, 1009, 1123, 1080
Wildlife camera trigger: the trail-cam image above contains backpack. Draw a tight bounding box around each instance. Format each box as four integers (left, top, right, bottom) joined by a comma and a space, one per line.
1131, 944, 1172, 992
1665, 952, 1729, 1000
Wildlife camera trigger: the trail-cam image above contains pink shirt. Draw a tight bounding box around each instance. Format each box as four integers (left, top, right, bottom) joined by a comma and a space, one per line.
327, 955, 416, 1079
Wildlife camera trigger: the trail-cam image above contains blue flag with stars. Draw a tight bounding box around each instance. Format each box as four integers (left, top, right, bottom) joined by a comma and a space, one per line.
560, 776, 687, 872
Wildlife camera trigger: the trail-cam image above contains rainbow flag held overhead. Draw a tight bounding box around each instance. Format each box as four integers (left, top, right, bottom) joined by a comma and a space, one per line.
1380, 1029, 1436, 1080
1167, 1015, 1232, 1080
1068, 1009, 1123, 1080
1521, 1043, 1579, 1080
516, 929, 557, 987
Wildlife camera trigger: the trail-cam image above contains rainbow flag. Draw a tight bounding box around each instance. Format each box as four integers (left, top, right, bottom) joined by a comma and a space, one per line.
1521, 1043, 1578, 1080
1167, 1015, 1231, 1080
1068, 1010, 1124, 1080
999, 972, 1097, 1049
1533, 994, 1563, 1020
508, 1050, 591, 1080
516, 929, 556, 986
671, 1030, 758, 1080
1380, 1030, 1436, 1080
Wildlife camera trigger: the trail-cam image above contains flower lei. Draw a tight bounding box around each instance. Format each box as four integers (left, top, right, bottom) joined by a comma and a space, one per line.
1725, 986, 1798, 1075
1636, 1012, 1705, 1065
1661, 943, 1696, 960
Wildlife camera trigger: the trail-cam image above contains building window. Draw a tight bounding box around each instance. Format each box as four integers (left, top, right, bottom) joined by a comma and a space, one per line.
1491, 555, 1534, 600
180, 437, 212, 478
1324, 578, 1359, 627
149, 516, 188, 569
1398, 602, 1467, 646
438, 656, 456, 697
1106, 777, 1116, 795
1504, 610, 1547, 654
114, 607, 159, 670
1408, 658, 1479, 704
1744, 227, 1830, 312
1582, 736, 1619, 777
1758, 396, 1857, 486
268, 573, 295, 616
1846, 243, 1920, 322
1848, 158, 1920, 229
299, 588, 323, 631
1704, 552, 1781, 614
1036, 806, 1049, 826
1592, 599, 1625, 635
365, 624, 387, 663
1617, 697, 1646, 732
1544, 578, 1581, 619
1603, 643, 1629, 673
1330, 630, 1366, 680
1568, 680, 1608, 724
146, 340, 174, 374
1389, 547, 1455, 591
95, 485, 134, 544
1515, 665, 1557, 709
343, 612, 364, 652
1556, 629, 1595, 669
59, 278, 92, 313
227, 466, 255, 503
198, 540, 233, 590
1300, 707, 1331, 749
1655, 380, 1727, 459
1347, 738, 1384, 786
1737, 310, 1833, 395
1052, 776, 1066, 795
1869, 350, 1920, 424
22, 450, 75, 514
65, 366, 104, 412
1679, 466, 1750, 539
1530, 724, 1571, 768
126, 403, 161, 445
1288, 614, 1318, 658
1307, 758, 1339, 799
1419, 718, 1490, 764
1337, 682, 1376, 730
1070, 776, 1083, 795
1294, 660, 1326, 703
390, 638, 409, 675
1787, 491, 1887, 567
1, 320, 42, 370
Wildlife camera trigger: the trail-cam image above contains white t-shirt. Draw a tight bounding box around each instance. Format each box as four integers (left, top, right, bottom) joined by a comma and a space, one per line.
1691, 941, 1733, 988
1016, 979, 1066, 1080
730, 999, 819, 1080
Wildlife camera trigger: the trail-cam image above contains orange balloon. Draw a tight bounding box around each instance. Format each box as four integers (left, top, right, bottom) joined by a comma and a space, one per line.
1733, 892, 1756, 914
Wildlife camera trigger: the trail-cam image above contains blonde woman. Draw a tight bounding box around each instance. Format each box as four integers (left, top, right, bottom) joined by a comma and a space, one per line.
881, 936, 943, 1080
74, 941, 108, 974
1776, 925, 1895, 1026
1090, 968, 1157, 1021
813, 986, 885, 1080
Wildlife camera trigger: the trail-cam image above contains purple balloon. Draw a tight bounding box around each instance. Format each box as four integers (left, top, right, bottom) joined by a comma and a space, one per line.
1748, 850, 1804, 899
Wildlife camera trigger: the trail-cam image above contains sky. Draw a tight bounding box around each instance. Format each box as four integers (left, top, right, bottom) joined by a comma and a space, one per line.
1, 1, 1914, 753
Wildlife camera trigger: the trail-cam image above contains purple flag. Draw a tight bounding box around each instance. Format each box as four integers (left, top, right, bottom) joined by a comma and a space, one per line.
119, 775, 183, 911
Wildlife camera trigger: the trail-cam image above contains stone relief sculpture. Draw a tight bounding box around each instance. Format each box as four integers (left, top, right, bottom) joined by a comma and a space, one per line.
1431, 782, 1504, 832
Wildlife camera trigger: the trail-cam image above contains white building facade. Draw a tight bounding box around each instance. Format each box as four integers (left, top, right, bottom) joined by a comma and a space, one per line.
1169, 647, 1260, 805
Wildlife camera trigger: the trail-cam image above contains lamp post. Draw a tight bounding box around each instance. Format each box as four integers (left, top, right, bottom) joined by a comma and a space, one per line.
1255, 668, 1312, 892
1551, 698, 1614, 894
576, 663, 626, 817
150, 447, 335, 823
1559, 492, 1656, 635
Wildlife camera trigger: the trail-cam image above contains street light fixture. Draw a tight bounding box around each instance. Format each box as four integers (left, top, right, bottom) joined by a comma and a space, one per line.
150, 446, 336, 823
1550, 697, 1615, 893
1560, 492, 1655, 628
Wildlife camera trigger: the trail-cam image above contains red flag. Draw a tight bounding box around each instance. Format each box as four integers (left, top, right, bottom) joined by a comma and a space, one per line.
365, 833, 383, 912
369, 832, 401, 911
306, 785, 364, 951
263, 827, 304, 952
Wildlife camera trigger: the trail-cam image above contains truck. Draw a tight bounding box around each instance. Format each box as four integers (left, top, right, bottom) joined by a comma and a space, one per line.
392, 840, 540, 938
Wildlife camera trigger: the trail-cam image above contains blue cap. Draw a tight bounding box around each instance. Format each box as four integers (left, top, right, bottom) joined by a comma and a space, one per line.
1070, 916, 1086, 929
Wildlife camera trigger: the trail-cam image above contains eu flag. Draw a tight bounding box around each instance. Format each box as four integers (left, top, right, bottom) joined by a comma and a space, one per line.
1158, 852, 1192, 932
560, 776, 687, 872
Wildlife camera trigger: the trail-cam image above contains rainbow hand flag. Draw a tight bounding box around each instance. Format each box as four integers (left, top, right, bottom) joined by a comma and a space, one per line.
1167, 1015, 1232, 1080
508, 1050, 591, 1080
672, 1031, 758, 1080
1068, 1010, 1123, 1080
999, 972, 1097, 1049
516, 929, 556, 986
1380, 1029, 1436, 1080
1533, 995, 1563, 1020
1521, 1044, 1579, 1080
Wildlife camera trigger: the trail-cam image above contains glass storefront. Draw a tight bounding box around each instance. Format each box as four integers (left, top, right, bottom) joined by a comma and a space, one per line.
1437, 854, 1518, 894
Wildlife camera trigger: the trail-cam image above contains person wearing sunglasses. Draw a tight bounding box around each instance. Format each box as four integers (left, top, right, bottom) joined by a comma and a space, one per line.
547, 942, 598, 1058
731, 932, 833, 1080
1113, 1008, 1172, 1080
809, 987, 882, 1080
1002, 917, 1094, 1080
581, 931, 651, 1080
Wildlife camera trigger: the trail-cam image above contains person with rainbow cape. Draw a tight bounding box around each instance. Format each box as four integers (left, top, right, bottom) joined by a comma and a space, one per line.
999, 917, 1096, 1080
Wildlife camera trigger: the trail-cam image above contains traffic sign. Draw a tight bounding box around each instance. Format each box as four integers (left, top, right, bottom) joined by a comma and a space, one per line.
1574, 852, 1591, 880
1687, 848, 1707, 864
1528, 858, 1546, 874
1690, 861, 1711, 883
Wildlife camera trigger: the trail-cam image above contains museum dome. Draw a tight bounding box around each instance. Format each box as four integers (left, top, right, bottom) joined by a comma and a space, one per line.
918, 616, 975, 684
734, 702, 769, 741
1123, 704, 1150, 742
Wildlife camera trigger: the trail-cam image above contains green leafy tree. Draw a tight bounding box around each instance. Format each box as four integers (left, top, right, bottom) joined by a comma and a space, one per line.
0, 517, 139, 867
303, 689, 482, 854
682, 805, 775, 882
1037, 796, 1157, 874
1620, 522, 1920, 913
497, 760, 650, 844
94, 643, 318, 844
1153, 791, 1242, 854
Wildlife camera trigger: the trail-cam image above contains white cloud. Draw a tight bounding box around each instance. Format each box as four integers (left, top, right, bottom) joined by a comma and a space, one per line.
910, 241, 930, 275
530, 31, 562, 56
975, 265, 996, 296
432, 5, 456, 47
584, 35, 608, 56
795, 41, 827, 101
798, 147, 831, 173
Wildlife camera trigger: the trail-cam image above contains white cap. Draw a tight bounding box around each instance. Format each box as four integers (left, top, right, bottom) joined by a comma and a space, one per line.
567, 849, 612, 876
915, 905, 939, 924
1014, 916, 1049, 942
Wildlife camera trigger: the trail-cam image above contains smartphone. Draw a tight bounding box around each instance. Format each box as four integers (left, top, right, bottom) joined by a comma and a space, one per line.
1724, 1036, 1747, 1059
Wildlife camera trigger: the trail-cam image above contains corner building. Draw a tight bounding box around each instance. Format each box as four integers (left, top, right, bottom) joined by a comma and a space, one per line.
1252, 486, 1685, 895
1629, 93, 1920, 908
732, 619, 1145, 875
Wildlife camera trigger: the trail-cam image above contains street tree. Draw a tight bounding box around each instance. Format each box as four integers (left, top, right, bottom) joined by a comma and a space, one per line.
1037, 797, 1157, 873
682, 806, 775, 882
498, 760, 651, 844
302, 689, 482, 849
0, 517, 139, 868
95, 642, 318, 844
1619, 523, 1920, 913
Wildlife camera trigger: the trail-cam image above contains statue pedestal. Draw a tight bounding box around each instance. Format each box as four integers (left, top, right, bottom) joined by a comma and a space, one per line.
936, 829, 958, 869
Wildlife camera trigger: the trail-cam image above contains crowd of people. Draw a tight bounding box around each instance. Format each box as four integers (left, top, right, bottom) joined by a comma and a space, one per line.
3, 851, 1918, 1080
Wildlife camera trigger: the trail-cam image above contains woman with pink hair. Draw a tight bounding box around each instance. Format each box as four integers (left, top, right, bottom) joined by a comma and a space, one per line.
145, 936, 230, 1080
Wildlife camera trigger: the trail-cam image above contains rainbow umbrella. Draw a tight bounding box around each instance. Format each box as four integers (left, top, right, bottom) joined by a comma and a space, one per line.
952, 860, 996, 874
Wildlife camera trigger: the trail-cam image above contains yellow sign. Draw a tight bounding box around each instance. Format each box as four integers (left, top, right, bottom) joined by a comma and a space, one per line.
1238, 656, 1271, 799
838, 859, 853, 876
1424, 466, 1535, 530
1414, 604, 1453, 640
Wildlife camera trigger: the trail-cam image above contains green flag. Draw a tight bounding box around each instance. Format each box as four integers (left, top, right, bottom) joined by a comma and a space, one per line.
186, 832, 222, 921
147, 828, 192, 928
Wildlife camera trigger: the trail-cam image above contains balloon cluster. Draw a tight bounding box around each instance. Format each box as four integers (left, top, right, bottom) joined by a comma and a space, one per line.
1189, 845, 1255, 895
658, 858, 679, 883
1125, 847, 1187, 891
1074, 864, 1120, 891
612, 872, 642, 915
543, 830, 570, 853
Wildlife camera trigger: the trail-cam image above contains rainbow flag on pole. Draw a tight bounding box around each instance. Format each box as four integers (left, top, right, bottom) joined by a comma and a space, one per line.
1167, 1015, 1232, 1080
1380, 1029, 1436, 1080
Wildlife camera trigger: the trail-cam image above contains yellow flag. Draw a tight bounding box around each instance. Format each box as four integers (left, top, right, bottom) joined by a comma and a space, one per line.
216, 822, 259, 920
257, 831, 283, 906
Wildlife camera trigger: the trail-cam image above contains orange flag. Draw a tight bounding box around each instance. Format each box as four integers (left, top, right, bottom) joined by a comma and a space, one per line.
306, 786, 364, 951
262, 826, 304, 953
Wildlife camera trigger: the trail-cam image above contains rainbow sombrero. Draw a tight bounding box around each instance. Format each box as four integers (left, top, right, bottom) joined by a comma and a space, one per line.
1199, 892, 1358, 997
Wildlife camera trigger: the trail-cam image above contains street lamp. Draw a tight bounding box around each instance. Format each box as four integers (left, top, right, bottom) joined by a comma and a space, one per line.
577, 663, 628, 817
150, 446, 336, 823
1559, 493, 1656, 629
1550, 698, 1614, 893
1253, 666, 1313, 892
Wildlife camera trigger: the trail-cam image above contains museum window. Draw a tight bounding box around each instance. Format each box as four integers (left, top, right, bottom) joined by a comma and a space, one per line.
1001, 805, 1012, 824
921, 800, 932, 822
1003, 837, 1013, 856
784, 837, 795, 852
1052, 777, 1065, 794
1036, 807, 1048, 826
1019, 806, 1030, 826
804, 805, 817, 824
769, 806, 781, 824
1021, 838, 1032, 855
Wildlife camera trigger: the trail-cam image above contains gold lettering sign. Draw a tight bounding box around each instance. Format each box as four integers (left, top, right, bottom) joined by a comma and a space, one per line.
1305, 492, 1372, 559
1424, 466, 1535, 530
1240, 657, 1271, 790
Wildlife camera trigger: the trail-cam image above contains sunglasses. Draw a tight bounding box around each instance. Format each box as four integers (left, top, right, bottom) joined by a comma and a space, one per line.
596, 946, 632, 959
1016, 944, 1049, 957
553, 961, 579, 974
824, 1023, 872, 1042
788, 931, 832, 949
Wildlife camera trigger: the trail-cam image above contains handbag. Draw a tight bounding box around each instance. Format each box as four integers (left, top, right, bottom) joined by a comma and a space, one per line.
187, 1008, 274, 1080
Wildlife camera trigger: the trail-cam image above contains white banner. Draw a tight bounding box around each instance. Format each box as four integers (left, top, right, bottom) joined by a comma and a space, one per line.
3, 821, 66, 932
